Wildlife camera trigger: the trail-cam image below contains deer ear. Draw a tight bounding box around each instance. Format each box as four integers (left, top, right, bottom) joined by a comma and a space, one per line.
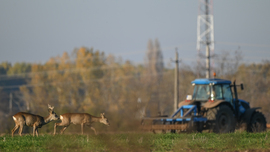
100, 113, 104, 118
48, 104, 54, 113
48, 104, 54, 109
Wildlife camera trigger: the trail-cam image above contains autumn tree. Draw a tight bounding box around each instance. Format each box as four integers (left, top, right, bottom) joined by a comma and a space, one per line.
143, 38, 166, 116
0, 62, 11, 75
145, 38, 164, 83
214, 49, 242, 77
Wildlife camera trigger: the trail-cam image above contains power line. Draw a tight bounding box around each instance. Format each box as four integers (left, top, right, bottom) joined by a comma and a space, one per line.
216, 41, 270, 48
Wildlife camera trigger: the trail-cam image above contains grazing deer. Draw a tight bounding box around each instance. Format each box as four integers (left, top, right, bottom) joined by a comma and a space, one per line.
11, 104, 59, 137
54, 113, 109, 135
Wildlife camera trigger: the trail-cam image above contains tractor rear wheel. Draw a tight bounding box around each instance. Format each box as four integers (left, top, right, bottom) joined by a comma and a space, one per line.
248, 111, 266, 132
207, 104, 235, 133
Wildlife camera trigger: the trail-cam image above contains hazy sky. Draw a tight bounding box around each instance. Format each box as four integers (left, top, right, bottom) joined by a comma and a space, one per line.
1, 0, 270, 66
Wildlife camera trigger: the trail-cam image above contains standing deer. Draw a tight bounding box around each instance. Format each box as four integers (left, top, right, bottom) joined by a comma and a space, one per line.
12, 104, 59, 137
54, 113, 109, 135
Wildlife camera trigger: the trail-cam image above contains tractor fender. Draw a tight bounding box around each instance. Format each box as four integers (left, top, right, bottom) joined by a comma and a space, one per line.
241, 108, 261, 124
178, 100, 195, 108
203, 100, 229, 109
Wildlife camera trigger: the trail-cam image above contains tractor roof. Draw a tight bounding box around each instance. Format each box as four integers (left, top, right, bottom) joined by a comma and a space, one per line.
192, 78, 231, 85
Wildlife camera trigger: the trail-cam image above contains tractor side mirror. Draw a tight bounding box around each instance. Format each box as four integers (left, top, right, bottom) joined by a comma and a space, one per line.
241, 84, 244, 90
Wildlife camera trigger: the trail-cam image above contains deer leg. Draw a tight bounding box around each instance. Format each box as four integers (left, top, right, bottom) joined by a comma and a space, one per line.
18, 124, 24, 136
90, 126, 97, 135
54, 122, 64, 135
33, 125, 36, 136
55, 121, 69, 135
35, 129, 39, 137
54, 123, 58, 135
11, 125, 19, 137
81, 123, 84, 135
60, 126, 68, 134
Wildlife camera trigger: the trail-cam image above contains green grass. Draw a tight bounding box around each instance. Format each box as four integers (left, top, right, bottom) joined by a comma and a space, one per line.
1, 132, 270, 152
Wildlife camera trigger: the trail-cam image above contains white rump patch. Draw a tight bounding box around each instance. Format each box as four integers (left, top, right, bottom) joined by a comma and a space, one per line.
60, 115, 63, 120
13, 116, 16, 121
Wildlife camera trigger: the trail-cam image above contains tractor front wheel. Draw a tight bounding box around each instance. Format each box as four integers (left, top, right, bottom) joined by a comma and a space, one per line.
207, 105, 235, 133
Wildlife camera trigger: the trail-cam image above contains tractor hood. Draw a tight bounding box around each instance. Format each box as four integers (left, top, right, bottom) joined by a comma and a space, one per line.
237, 99, 249, 105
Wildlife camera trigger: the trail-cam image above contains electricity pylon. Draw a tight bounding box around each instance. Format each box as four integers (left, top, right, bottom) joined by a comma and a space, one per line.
197, 0, 214, 78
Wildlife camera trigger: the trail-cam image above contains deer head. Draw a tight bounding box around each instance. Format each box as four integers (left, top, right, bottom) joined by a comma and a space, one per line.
99, 113, 110, 126
47, 104, 59, 121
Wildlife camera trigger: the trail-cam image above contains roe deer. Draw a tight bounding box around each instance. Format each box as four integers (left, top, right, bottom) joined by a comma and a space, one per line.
54, 113, 109, 135
12, 104, 59, 137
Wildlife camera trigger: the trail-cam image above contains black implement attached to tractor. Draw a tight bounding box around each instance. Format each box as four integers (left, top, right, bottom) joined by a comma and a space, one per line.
141, 78, 266, 133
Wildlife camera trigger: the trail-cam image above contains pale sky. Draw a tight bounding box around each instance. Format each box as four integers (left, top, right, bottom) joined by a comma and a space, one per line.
1, 0, 270, 66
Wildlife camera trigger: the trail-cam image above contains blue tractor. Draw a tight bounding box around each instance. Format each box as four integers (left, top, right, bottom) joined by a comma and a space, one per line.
141, 78, 266, 133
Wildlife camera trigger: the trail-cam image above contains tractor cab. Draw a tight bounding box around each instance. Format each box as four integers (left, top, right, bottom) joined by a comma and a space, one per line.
179, 78, 235, 109
191, 78, 233, 106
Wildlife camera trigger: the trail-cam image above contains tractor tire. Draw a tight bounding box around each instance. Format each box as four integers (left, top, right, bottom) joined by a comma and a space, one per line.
247, 111, 266, 133
186, 116, 203, 133
207, 104, 235, 133
186, 121, 203, 133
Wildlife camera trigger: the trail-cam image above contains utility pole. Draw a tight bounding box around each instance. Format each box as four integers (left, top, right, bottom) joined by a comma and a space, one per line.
197, 0, 214, 78
172, 48, 180, 112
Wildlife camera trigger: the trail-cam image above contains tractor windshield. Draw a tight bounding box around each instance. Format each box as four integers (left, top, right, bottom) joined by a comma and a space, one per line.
192, 85, 212, 100
213, 84, 233, 102
192, 84, 233, 102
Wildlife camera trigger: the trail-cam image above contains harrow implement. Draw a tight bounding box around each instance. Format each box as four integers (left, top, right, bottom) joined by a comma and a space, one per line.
141, 105, 207, 132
